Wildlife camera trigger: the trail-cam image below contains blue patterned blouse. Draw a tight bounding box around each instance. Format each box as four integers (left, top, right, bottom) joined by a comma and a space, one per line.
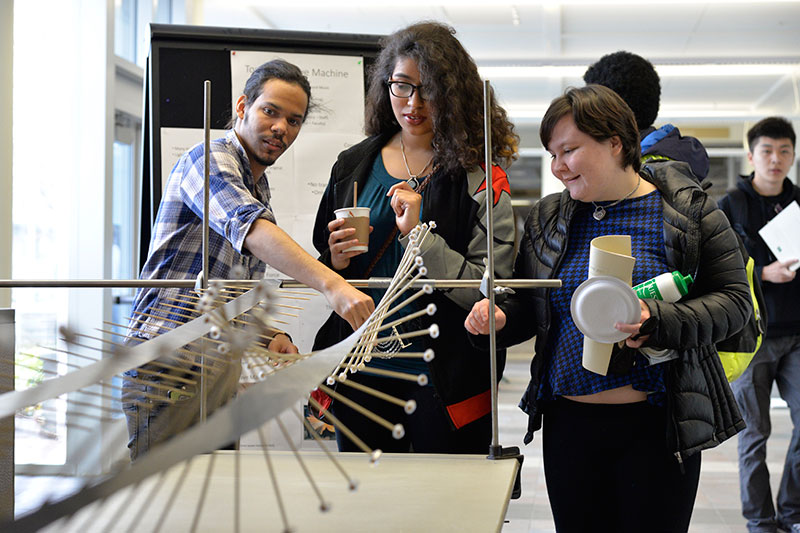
539, 189, 669, 404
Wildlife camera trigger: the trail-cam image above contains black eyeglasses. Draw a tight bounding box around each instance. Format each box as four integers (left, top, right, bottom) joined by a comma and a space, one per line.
386, 80, 425, 100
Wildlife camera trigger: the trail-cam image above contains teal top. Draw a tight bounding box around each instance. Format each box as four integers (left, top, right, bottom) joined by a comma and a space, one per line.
348, 154, 429, 377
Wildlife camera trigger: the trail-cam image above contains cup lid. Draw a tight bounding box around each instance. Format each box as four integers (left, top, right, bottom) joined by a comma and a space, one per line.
570, 276, 641, 344
335, 206, 370, 217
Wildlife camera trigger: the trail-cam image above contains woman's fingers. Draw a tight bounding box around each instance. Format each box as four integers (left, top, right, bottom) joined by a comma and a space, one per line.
327, 217, 346, 232
614, 300, 653, 348
387, 181, 414, 195
464, 300, 506, 335
328, 219, 366, 269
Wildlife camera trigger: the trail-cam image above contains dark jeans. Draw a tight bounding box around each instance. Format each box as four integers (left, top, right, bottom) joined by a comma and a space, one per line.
330, 371, 492, 454
542, 397, 701, 533
733, 333, 800, 532
121, 353, 240, 462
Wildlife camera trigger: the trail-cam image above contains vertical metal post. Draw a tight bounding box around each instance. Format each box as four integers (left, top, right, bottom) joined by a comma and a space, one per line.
483, 80, 500, 453
481, 81, 523, 499
202, 80, 211, 292
0, 309, 15, 521
200, 80, 211, 423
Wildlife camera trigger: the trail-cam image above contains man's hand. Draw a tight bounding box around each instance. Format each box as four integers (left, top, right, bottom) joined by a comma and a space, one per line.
242, 219, 374, 330
762, 259, 799, 284
464, 299, 507, 335
268, 333, 299, 354
387, 182, 422, 236
324, 280, 375, 331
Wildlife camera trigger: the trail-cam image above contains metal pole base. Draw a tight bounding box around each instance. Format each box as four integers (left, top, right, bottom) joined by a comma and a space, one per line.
487, 445, 524, 499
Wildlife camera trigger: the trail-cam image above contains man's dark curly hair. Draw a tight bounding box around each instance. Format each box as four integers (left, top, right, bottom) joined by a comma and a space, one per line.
583, 51, 660, 132
365, 21, 518, 173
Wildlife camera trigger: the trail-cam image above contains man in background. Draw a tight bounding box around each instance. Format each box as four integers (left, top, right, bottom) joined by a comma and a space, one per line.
123, 59, 374, 460
719, 117, 800, 533
583, 50, 709, 181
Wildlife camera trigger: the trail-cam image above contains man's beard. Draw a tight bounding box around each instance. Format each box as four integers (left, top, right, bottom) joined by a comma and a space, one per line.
253, 152, 276, 168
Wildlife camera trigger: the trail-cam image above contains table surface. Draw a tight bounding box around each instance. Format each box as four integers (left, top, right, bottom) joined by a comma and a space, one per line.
47, 450, 519, 533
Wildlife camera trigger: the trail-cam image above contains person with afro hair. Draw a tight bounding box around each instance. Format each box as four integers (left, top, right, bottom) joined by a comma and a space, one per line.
584, 50, 710, 181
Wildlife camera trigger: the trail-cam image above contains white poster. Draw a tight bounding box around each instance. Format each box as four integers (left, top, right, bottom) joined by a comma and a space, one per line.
156, 52, 367, 355
157, 51, 366, 255
160, 127, 228, 193
229, 50, 367, 254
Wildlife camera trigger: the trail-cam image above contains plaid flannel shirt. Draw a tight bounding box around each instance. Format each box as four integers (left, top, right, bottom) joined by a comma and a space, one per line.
129, 129, 275, 338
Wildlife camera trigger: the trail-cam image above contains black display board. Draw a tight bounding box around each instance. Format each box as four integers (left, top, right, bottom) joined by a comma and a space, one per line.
140, 23, 382, 268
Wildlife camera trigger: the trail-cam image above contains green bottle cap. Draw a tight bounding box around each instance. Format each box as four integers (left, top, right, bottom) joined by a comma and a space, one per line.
671, 271, 693, 296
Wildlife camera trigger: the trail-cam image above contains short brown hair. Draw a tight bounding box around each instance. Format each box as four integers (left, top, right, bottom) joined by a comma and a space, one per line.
540, 85, 641, 172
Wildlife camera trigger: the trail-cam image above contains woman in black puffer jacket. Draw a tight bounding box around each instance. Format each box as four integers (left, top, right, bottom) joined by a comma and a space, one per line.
466, 85, 750, 532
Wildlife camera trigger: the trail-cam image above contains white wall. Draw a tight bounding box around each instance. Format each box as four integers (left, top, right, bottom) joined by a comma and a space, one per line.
0, 1, 12, 309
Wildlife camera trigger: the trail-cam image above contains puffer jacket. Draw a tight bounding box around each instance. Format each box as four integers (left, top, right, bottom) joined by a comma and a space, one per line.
497, 161, 749, 459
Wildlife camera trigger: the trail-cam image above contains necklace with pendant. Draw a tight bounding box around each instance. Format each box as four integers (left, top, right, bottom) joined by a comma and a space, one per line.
591, 174, 641, 221
400, 136, 434, 190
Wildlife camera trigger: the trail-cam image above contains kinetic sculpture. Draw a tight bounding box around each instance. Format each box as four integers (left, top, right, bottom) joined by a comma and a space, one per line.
1, 79, 558, 532
1, 225, 438, 532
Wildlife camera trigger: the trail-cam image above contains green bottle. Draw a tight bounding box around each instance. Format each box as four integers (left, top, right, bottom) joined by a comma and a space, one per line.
633, 271, 693, 302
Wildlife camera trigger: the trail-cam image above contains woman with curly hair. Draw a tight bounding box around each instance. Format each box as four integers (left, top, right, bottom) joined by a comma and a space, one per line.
311, 21, 519, 454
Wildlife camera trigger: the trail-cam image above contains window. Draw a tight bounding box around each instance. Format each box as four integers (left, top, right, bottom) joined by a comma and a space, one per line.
12, 0, 150, 474
12, 0, 73, 467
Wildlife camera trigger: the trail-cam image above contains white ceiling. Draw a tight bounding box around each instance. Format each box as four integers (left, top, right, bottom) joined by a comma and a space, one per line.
198, 1, 800, 145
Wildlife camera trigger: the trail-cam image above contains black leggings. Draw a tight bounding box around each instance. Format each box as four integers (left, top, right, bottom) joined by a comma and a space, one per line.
542, 397, 701, 533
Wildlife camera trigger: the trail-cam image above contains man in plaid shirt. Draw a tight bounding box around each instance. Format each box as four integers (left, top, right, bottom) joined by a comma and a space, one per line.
123, 60, 374, 460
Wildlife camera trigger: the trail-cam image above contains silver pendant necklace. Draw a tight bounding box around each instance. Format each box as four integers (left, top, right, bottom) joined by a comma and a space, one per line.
400, 136, 434, 190
591, 174, 641, 221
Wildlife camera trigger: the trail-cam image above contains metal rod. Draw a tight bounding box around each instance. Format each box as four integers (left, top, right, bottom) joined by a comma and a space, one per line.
483, 80, 500, 451
0, 280, 198, 288
0, 278, 561, 289
200, 80, 211, 424
202, 80, 211, 293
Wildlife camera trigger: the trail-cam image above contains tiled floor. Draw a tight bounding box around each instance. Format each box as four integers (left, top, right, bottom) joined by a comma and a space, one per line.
499, 341, 793, 533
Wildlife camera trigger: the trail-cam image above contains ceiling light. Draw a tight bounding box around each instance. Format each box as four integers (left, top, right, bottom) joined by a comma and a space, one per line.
480, 63, 800, 79
289, 0, 800, 5
657, 64, 800, 77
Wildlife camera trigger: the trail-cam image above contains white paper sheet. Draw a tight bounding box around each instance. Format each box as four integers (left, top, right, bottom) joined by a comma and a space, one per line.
758, 200, 800, 271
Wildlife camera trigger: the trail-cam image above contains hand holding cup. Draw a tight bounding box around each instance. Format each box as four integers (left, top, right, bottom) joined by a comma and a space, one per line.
329, 207, 371, 270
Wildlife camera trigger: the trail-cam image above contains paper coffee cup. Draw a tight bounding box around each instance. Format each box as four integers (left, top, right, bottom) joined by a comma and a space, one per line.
334, 207, 370, 253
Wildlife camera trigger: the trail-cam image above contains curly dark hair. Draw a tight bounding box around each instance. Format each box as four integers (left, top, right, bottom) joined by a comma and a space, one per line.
364, 21, 518, 173
540, 85, 642, 173
583, 51, 660, 132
